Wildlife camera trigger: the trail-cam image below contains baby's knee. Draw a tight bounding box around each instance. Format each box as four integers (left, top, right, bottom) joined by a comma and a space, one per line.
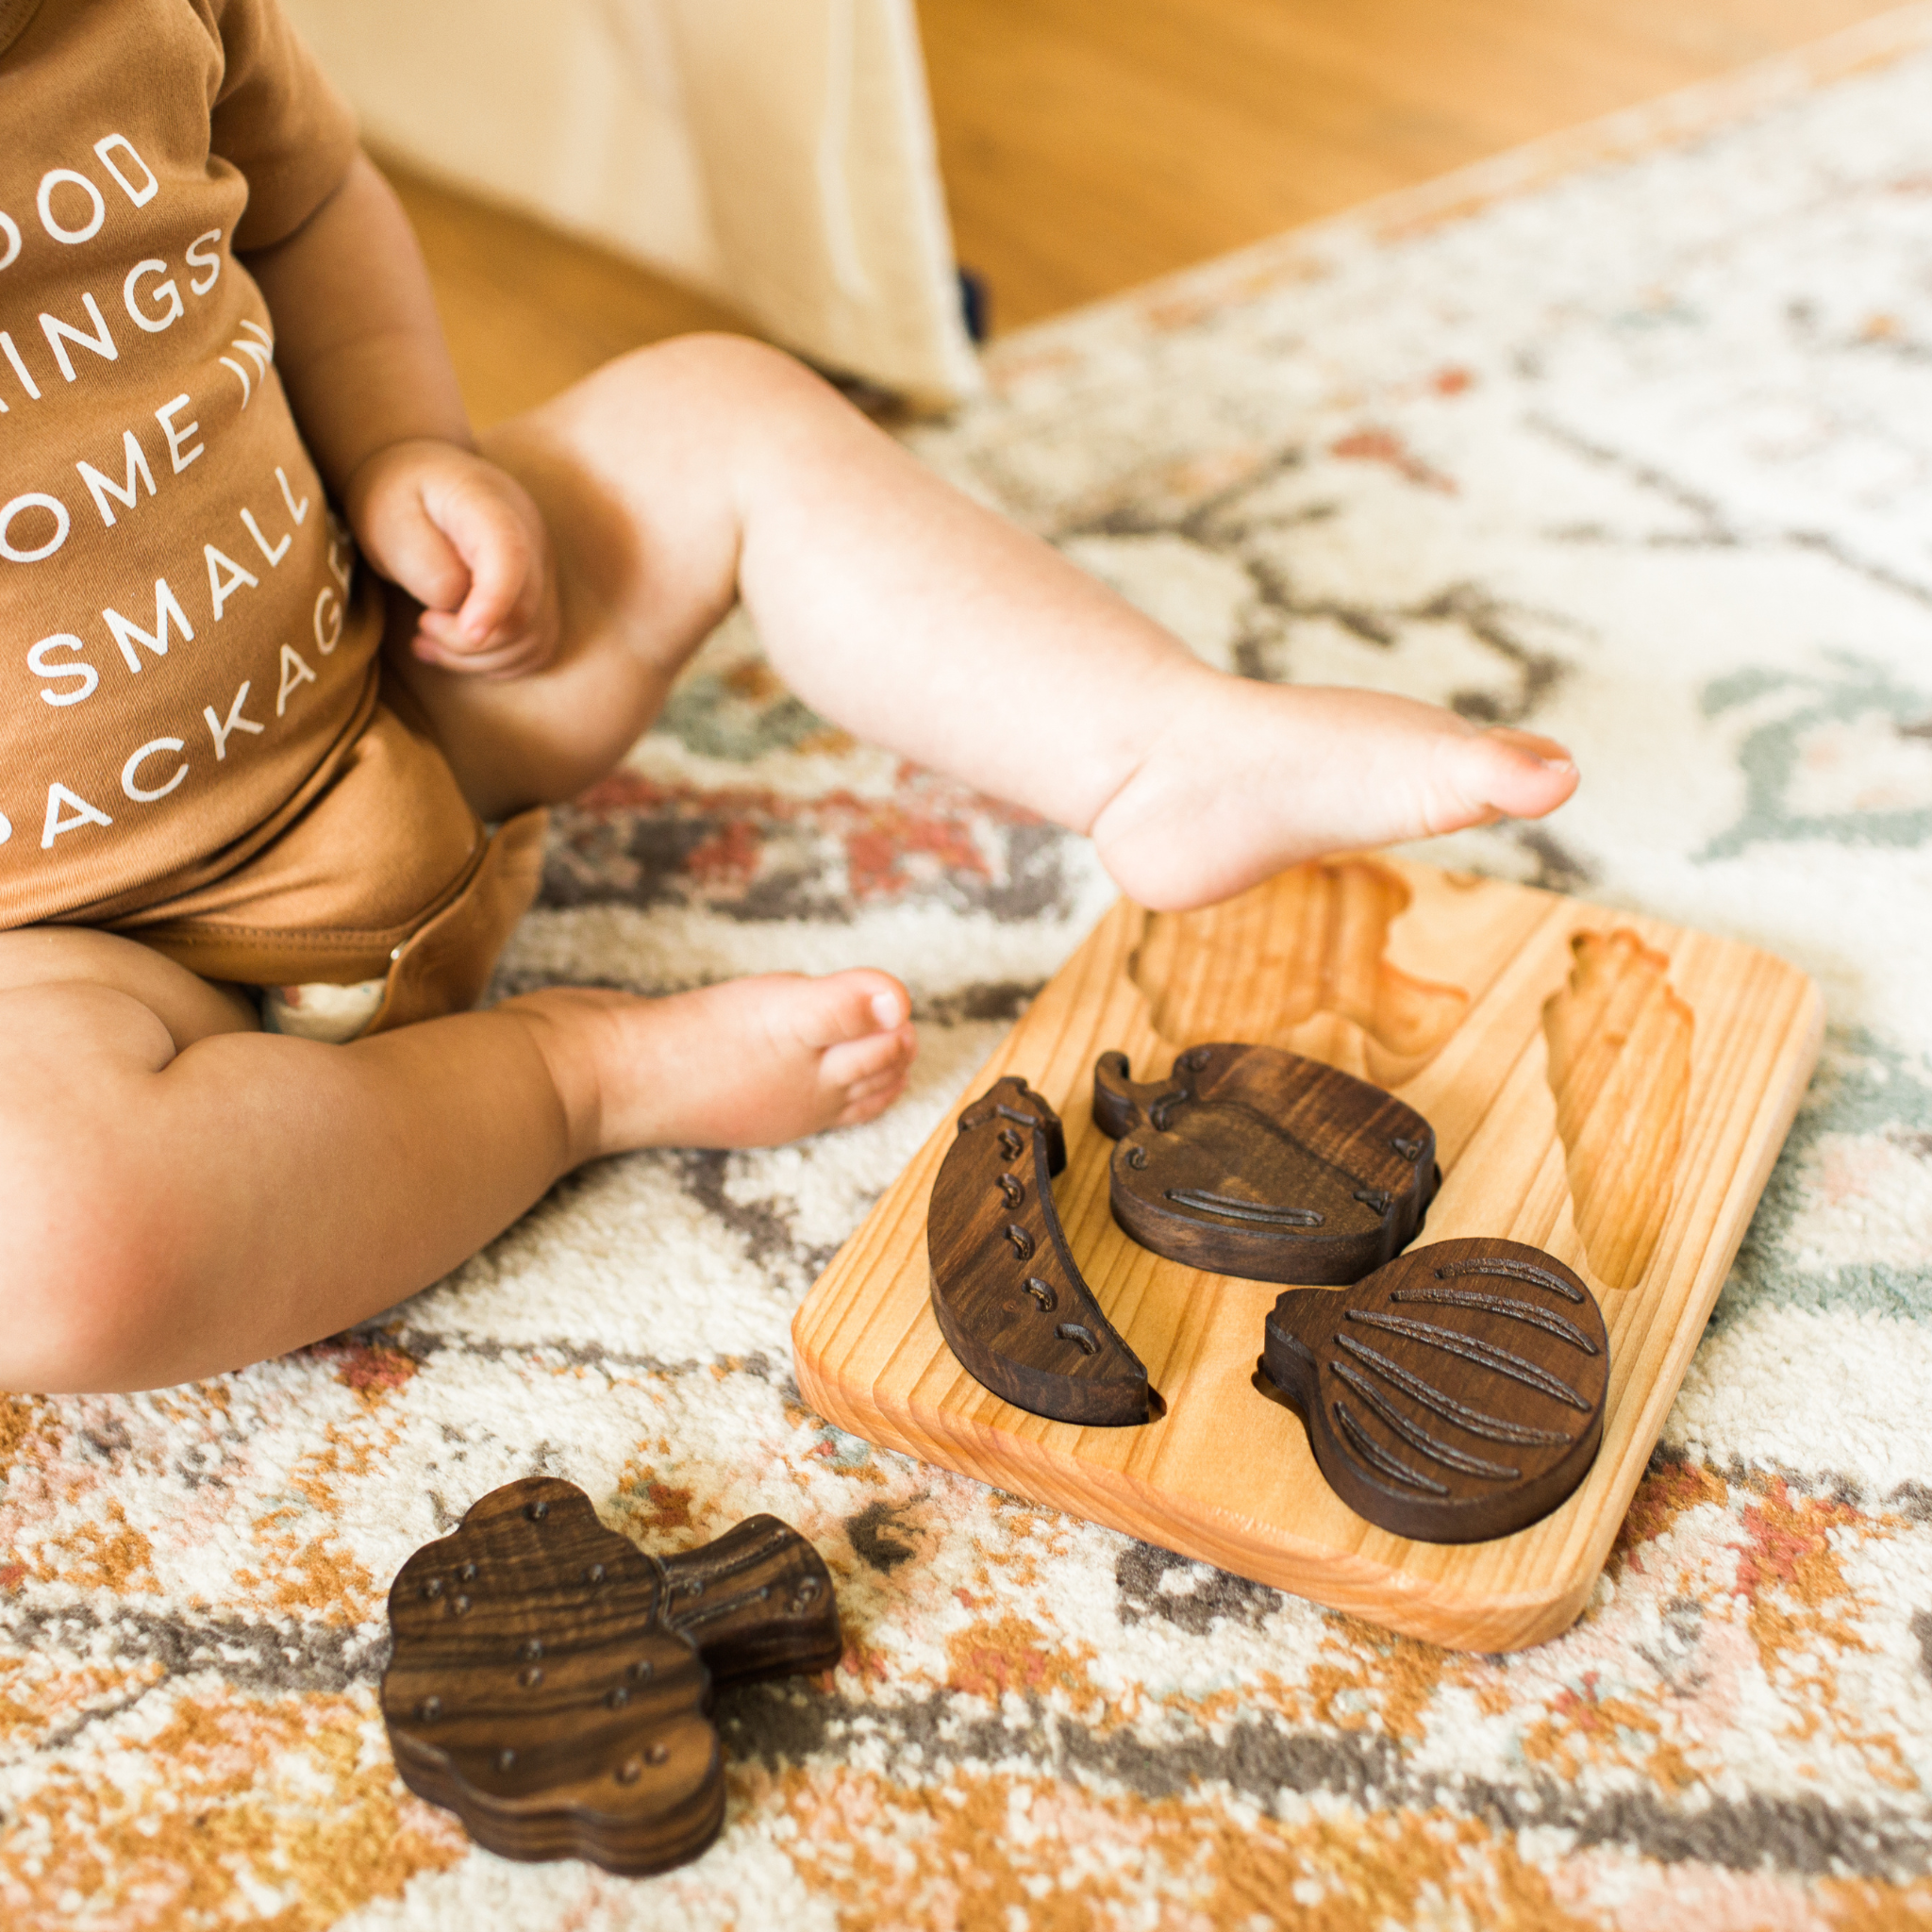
593, 330, 841, 433
0, 1128, 175, 1394
0, 1250, 142, 1395
637, 328, 815, 389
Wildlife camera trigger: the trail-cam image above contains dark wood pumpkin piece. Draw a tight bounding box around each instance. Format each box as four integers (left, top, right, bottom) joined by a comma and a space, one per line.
381, 1476, 841, 1874
1260, 1238, 1609, 1543
1093, 1044, 1441, 1286
927, 1075, 1151, 1426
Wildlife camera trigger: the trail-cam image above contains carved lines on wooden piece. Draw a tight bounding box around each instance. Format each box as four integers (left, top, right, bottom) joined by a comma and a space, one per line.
381, 1478, 841, 1875
796, 859, 1821, 1643
1261, 1238, 1610, 1543
924, 1033, 1627, 1549
1092, 1042, 1440, 1285
926, 1077, 1152, 1426
1542, 928, 1693, 1290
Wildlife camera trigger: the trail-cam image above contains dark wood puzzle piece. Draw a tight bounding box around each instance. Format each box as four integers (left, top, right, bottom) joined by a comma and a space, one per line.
1259, 1238, 1609, 1543
1094, 1043, 1440, 1285
381, 1476, 841, 1874
928, 1075, 1152, 1426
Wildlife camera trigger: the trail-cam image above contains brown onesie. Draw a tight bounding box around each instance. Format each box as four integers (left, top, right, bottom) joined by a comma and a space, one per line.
0, 0, 543, 1031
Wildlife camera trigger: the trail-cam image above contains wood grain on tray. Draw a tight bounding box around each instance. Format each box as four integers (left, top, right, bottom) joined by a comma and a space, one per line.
791, 857, 1822, 1649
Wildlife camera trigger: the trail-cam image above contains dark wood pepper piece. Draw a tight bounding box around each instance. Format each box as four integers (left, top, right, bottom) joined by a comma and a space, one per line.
381, 1476, 841, 1874
1094, 1043, 1440, 1284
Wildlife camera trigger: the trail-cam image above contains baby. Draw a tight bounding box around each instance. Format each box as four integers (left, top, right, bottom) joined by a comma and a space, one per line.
0, 0, 1576, 1395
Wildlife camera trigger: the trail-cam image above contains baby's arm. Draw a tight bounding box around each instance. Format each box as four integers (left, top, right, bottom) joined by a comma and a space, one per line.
244, 154, 559, 677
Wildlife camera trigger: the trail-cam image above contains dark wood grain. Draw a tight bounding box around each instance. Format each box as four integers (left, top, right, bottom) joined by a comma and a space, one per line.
1259, 1238, 1609, 1543
380, 1477, 841, 1874
927, 1075, 1151, 1426
1094, 1043, 1440, 1284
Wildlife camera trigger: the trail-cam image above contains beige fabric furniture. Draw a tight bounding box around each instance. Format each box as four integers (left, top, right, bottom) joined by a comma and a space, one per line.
281, 0, 981, 406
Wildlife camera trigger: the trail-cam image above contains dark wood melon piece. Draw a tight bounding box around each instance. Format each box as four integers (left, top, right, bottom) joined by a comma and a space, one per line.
928, 1075, 1151, 1426
381, 1476, 841, 1874
1093, 1043, 1440, 1285
1260, 1238, 1609, 1543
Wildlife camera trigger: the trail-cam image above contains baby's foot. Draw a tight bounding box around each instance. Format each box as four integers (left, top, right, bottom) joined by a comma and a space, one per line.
515, 968, 917, 1158
1088, 676, 1579, 910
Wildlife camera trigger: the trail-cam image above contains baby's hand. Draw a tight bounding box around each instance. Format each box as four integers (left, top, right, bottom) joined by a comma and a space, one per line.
344, 440, 560, 679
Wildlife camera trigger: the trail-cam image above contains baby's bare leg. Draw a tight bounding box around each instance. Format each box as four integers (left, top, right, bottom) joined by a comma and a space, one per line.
394, 334, 1576, 902
0, 930, 909, 1393
379, 334, 1570, 1156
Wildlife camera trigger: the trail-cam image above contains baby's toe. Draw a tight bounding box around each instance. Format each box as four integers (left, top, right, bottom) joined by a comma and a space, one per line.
842, 1057, 913, 1101
785, 969, 910, 1054
1439, 727, 1577, 827
821, 1021, 918, 1095
832, 1064, 912, 1127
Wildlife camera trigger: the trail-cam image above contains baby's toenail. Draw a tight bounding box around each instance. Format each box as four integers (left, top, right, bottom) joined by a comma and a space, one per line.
870, 993, 901, 1028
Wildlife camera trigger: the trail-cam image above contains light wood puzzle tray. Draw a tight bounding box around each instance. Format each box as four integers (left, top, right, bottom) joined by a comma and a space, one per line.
791, 858, 1823, 1650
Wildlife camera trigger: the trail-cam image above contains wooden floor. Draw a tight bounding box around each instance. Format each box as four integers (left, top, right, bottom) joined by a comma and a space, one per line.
391, 0, 1901, 425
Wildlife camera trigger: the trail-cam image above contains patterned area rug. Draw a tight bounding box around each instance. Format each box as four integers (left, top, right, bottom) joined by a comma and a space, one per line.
9, 13, 1932, 1926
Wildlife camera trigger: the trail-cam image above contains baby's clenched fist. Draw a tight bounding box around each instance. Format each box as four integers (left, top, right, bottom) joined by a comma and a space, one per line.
344, 439, 560, 679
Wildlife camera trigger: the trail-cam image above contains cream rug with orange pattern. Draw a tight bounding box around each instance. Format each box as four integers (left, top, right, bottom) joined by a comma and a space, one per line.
10, 11, 1932, 1927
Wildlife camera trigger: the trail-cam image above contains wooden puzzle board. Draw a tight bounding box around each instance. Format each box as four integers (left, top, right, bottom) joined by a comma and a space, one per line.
791, 858, 1823, 1650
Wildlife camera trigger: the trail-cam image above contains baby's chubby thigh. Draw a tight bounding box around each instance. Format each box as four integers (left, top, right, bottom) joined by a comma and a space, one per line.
0, 927, 265, 1390
0, 926, 260, 1051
